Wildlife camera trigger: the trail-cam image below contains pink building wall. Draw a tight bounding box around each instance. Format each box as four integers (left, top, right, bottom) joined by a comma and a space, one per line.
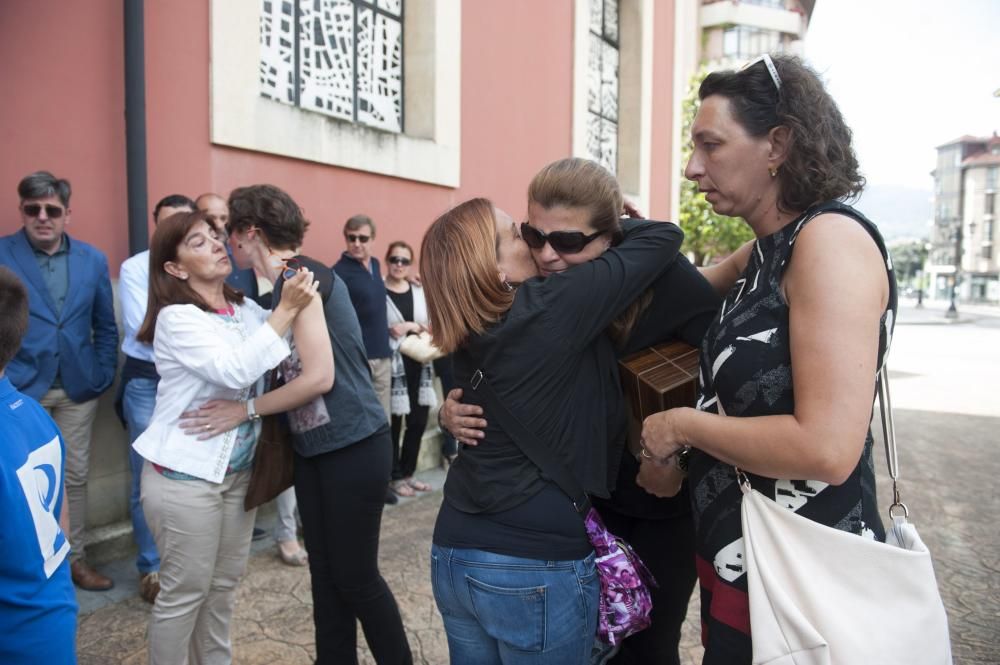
0, 1, 129, 264
2, 0, 678, 272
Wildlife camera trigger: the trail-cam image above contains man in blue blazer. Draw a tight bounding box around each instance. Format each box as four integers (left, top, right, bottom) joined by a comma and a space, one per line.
0, 171, 118, 591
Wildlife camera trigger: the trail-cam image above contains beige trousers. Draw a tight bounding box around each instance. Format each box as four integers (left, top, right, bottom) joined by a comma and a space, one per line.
40, 388, 99, 563
368, 357, 392, 423
141, 463, 256, 665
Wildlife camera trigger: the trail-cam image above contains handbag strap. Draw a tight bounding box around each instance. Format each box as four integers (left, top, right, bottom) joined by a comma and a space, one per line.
876, 364, 907, 518
468, 368, 592, 515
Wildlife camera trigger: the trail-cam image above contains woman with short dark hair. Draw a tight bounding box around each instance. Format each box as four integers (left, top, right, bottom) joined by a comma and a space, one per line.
639, 54, 897, 664
132, 211, 317, 664
183, 185, 413, 664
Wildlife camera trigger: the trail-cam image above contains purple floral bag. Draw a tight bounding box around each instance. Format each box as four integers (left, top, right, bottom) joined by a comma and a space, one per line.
584, 507, 657, 645
468, 368, 657, 647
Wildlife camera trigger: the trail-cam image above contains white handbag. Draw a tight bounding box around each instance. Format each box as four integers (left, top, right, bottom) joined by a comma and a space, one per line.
739, 366, 952, 665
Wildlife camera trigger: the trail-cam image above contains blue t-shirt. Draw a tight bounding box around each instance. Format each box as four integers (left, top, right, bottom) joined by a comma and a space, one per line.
0, 375, 77, 664
332, 253, 391, 359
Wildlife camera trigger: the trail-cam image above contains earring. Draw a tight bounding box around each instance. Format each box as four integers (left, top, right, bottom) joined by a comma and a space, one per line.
769, 166, 778, 178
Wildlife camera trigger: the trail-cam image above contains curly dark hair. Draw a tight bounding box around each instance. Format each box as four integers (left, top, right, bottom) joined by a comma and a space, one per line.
699, 54, 865, 212
226, 184, 310, 249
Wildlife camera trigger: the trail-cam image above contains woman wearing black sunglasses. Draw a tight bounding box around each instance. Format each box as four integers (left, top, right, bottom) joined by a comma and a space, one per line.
421, 157, 685, 664
384, 240, 436, 498
181, 185, 413, 664
441, 157, 723, 665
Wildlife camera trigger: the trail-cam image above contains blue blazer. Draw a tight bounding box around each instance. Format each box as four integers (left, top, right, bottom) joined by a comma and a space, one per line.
0, 230, 119, 402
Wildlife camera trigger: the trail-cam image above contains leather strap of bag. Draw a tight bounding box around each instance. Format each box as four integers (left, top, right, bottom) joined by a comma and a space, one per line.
468, 368, 592, 516
876, 365, 908, 518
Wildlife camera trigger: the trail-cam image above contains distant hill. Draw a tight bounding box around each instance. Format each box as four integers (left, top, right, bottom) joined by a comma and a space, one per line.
852, 184, 934, 241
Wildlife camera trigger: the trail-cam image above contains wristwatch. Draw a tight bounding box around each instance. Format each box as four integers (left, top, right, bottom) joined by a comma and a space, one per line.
246, 398, 262, 423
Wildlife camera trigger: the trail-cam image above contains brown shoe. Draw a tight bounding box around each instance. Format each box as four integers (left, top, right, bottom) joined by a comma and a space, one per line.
70, 560, 114, 591
139, 572, 160, 604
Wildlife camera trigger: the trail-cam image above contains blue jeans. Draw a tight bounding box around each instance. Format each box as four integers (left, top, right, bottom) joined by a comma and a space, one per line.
431, 545, 598, 665
123, 377, 160, 574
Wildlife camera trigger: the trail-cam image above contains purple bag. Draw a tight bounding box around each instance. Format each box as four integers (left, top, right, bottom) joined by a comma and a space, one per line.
584, 507, 657, 646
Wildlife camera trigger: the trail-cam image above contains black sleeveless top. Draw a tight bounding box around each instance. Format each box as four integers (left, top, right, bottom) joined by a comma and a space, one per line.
689, 202, 897, 658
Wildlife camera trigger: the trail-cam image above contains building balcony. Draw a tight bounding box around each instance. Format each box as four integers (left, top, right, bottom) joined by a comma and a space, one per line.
700, 0, 805, 36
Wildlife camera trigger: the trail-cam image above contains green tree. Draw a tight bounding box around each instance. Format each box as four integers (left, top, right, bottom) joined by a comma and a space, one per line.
678, 69, 754, 266
888, 239, 930, 286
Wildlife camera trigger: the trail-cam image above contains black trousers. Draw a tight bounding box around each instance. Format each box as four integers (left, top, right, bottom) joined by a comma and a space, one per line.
294, 431, 412, 665
599, 507, 698, 665
390, 356, 430, 480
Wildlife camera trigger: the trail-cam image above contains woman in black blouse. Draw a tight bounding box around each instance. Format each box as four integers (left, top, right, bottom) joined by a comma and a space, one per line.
421, 159, 683, 665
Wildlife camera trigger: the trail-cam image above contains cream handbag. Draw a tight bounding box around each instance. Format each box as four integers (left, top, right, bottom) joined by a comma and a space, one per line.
739, 366, 952, 665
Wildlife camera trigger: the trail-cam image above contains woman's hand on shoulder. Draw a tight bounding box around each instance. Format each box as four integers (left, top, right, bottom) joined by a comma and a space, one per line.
279, 268, 320, 313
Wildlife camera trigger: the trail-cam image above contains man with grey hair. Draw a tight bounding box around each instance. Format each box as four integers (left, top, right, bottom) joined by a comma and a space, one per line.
0, 171, 118, 591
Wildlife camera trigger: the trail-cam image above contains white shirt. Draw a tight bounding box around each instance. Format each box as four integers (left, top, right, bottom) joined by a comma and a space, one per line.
118, 250, 154, 362
132, 301, 290, 483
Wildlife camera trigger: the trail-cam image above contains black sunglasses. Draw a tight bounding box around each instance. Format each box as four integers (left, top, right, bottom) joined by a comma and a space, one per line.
23, 203, 65, 219
346, 233, 371, 243
519, 222, 606, 255
387, 256, 411, 266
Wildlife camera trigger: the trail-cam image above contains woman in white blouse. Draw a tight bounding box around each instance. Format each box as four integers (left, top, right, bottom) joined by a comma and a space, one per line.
132, 211, 319, 665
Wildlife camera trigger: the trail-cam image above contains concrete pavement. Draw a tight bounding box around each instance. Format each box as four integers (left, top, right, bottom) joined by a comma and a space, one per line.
75, 304, 999, 663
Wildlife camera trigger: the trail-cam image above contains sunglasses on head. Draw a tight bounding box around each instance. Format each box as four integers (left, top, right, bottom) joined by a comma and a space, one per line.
740, 53, 782, 92
387, 256, 411, 266
22, 203, 65, 219
346, 233, 371, 243
519, 222, 606, 255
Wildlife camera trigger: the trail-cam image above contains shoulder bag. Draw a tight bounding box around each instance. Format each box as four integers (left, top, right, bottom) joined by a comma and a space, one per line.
468, 368, 656, 647
244, 368, 295, 511
740, 365, 952, 664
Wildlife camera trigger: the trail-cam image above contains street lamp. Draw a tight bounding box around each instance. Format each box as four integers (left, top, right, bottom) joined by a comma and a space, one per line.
945, 221, 962, 318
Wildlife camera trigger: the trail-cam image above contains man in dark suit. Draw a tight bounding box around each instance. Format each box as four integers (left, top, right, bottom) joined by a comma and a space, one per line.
0, 171, 118, 591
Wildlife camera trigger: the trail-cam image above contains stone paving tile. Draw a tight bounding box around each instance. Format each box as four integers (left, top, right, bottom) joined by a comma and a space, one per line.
76, 406, 998, 664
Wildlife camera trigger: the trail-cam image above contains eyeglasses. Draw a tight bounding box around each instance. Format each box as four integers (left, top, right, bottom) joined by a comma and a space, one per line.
387, 256, 411, 266
22, 203, 65, 219
346, 233, 371, 244
279, 257, 302, 280
740, 53, 782, 91
519, 222, 606, 255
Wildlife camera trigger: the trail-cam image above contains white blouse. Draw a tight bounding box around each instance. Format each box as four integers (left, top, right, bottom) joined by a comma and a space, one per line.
132, 300, 290, 483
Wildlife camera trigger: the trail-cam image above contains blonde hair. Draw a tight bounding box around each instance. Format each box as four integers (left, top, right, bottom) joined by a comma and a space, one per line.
420, 198, 515, 354
527, 157, 649, 346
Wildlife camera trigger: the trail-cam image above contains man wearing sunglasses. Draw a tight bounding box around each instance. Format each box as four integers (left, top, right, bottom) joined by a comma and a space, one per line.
333, 214, 398, 504
0, 171, 119, 591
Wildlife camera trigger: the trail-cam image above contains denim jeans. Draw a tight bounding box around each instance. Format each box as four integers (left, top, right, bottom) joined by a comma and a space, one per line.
431, 545, 598, 665
123, 377, 160, 574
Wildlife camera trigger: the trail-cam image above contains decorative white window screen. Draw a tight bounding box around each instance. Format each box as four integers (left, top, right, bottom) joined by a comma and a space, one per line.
587, 0, 619, 174
259, 0, 404, 133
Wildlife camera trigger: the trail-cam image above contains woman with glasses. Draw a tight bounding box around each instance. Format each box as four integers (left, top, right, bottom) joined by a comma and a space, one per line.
180, 185, 413, 664
421, 158, 685, 664
132, 211, 318, 665
638, 54, 897, 664
384, 241, 436, 498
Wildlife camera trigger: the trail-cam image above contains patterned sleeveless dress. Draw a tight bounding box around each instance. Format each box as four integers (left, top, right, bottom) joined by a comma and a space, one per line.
689, 201, 898, 663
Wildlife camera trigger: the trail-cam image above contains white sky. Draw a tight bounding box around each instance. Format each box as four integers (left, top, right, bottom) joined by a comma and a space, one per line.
804, 0, 1000, 191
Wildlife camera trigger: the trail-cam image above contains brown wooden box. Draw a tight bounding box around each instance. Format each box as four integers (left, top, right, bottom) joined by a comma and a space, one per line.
618, 341, 700, 455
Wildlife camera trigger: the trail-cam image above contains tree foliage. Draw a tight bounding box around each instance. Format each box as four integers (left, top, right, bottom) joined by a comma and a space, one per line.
678, 69, 754, 266
888, 239, 930, 286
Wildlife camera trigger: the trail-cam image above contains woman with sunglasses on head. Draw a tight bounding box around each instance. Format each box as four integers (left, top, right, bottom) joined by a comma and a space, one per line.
636, 54, 897, 664
179, 185, 412, 664
422, 158, 685, 665
132, 211, 318, 665
383, 241, 436, 498
442, 160, 722, 665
